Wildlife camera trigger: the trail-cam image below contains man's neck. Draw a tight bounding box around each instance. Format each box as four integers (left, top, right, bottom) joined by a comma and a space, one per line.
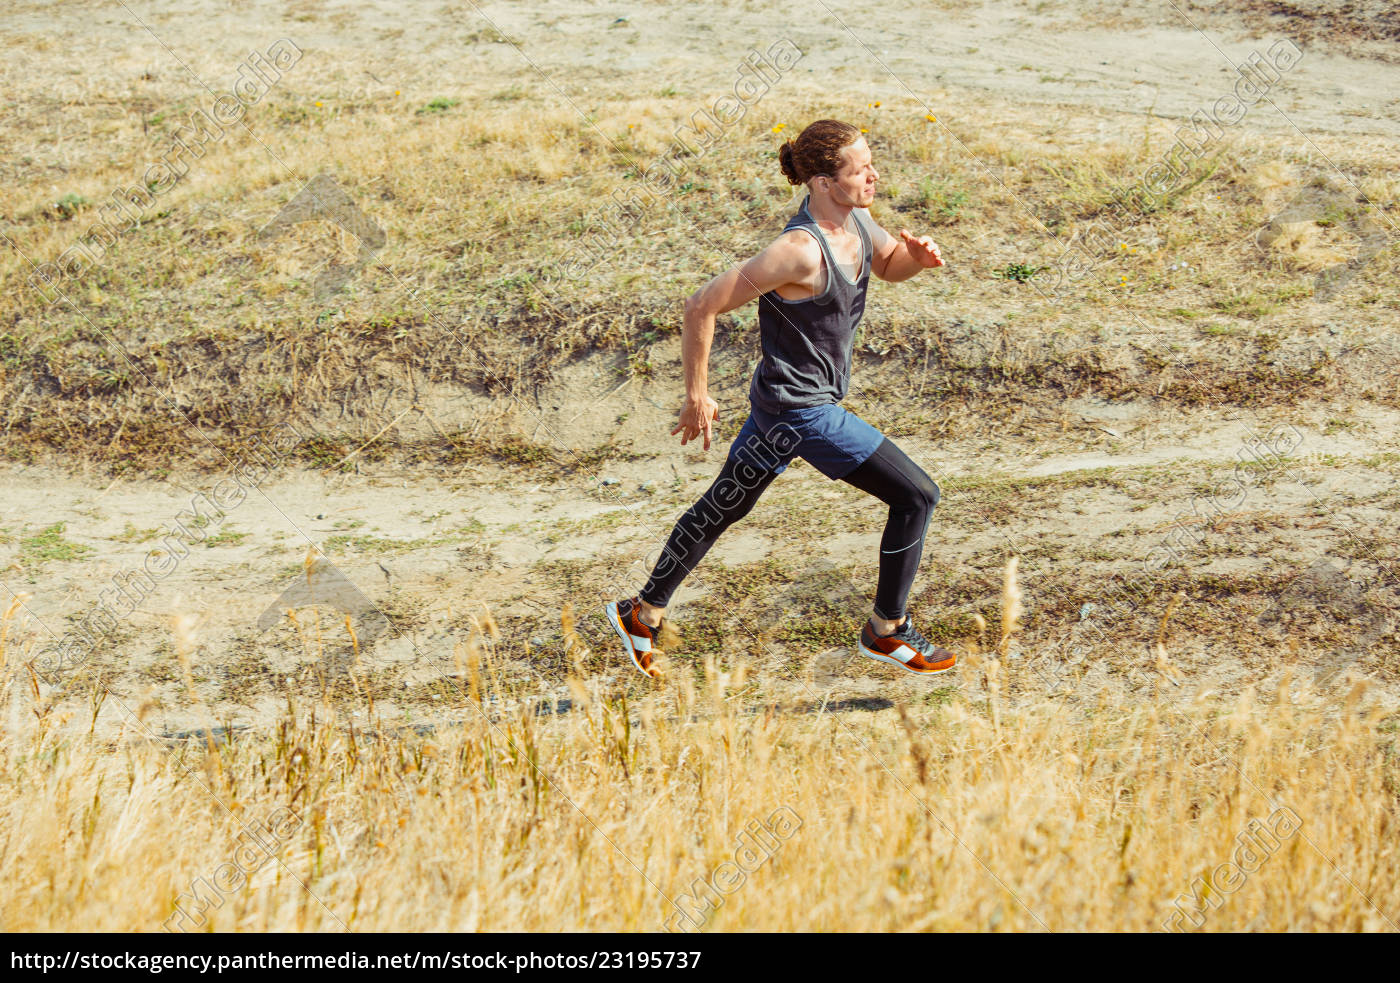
806, 193, 855, 233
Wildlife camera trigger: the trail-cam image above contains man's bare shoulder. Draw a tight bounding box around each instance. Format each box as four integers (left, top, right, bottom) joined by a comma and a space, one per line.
853, 207, 894, 249
763, 227, 823, 274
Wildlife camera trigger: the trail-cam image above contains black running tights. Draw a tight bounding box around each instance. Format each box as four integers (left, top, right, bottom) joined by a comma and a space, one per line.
639, 438, 939, 621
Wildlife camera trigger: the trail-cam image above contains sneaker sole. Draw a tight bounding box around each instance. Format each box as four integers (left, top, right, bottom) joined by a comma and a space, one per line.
604, 601, 657, 679
858, 641, 955, 676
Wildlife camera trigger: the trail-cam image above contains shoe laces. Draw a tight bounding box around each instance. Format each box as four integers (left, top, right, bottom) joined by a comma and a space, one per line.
897, 618, 933, 653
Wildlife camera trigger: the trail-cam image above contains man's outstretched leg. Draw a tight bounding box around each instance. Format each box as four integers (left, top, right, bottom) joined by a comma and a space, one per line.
840, 437, 957, 675
605, 452, 780, 677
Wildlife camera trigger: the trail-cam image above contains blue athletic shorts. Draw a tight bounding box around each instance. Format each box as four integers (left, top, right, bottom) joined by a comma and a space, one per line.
726, 402, 885, 480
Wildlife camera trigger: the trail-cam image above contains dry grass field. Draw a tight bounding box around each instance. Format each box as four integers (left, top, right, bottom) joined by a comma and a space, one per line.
1, 0, 1398, 932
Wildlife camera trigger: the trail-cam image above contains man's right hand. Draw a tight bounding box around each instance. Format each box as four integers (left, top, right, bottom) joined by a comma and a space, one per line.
671, 393, 720, 450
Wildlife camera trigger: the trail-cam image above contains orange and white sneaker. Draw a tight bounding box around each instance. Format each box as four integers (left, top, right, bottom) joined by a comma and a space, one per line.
604, 597, 662, 679
859, 617, 957, 675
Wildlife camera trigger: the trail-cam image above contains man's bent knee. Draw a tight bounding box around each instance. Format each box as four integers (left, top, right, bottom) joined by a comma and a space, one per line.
910, 470, 939, 514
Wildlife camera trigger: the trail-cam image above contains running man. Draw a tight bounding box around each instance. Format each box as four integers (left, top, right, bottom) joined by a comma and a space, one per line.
605, 119, 956, 678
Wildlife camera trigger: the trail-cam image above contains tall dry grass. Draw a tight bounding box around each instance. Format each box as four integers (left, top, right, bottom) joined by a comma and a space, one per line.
2, 587, 1396, 932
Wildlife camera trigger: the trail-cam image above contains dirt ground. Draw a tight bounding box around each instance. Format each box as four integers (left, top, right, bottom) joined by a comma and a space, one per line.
6, 354, 1398, 737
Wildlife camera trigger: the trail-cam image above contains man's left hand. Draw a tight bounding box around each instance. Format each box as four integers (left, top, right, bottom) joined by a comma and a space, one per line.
899, 229, 944, 268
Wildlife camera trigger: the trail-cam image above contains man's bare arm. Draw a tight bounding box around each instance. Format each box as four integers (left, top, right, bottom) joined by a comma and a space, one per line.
860, 208, 945, 282
673, 232, 821, 449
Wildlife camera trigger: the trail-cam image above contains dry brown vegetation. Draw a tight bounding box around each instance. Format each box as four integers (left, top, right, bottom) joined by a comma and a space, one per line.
2, 38, 1397, 470
3, 587, 1398, 932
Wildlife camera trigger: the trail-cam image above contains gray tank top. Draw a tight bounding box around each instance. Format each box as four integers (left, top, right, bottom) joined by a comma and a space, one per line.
748, 194, 872, 414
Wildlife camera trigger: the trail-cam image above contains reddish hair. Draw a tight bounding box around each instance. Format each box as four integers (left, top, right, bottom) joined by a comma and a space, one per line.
777, 119, 862, 185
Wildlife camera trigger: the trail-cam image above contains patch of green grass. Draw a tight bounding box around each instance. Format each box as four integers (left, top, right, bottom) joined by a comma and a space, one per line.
1212, 291, 1279, 319
920, 684, 959, 708
54, 192, 90, 219
992, 263, 1044, 283
292, 436, 345, 470
323, 519, 481, 555
204, 528, 249, 547
663, 557, 798, 662
20, 522, 93, 564
1359, 452, 1400, 468
772, 609, 862, 652
1271, 283, 1314, 304
112, 522, 160, 543
915, 176, 970, 223
416, 97, 462, 115
324, 533, 433, 555
552, 508, 643, 538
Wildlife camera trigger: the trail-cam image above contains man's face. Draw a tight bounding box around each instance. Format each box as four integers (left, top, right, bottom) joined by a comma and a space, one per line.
829, 137, 878, 207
